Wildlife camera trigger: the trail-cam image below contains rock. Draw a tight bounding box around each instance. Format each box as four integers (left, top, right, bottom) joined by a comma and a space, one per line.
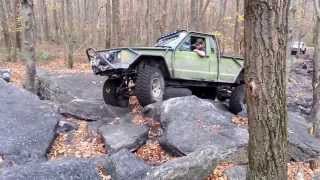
0, 69, 10, 82
158, 96, 248, 156
0, 157, 108, 180
98, 116, 149, 153
287, 60, 313, 115
36, 70, 106, 104
105, 149, 151, 180
59, 99, 129, 121
56, 120, 78, 134
144, 146, 235, 180
288, 112, 320, 161
0, 79, 60, 167
145, 96, 320, 162
224, 166, 247, 180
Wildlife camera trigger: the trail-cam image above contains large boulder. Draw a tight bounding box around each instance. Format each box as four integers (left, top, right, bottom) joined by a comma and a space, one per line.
0, 80, 60, 166
98, 116, 149, 153
224, 165, 247, 180
145, 96, 320, 162
0, 157, 108, 180
288, 112, 320, 161
59, 99, 129, 121
144, 146, 235, 180
287, 59, 313, 115
36, 70, 128, 121
151, 96, 248, 157
105, 149, 151, 180
36, 70, 105, 103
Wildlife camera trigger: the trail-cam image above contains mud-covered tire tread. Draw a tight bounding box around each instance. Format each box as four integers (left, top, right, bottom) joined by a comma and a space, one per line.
135, 65, 164, 106
229, 85, 245, 114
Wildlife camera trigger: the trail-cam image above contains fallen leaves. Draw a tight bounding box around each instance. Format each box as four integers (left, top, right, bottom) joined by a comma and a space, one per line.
135, 142, 173, 166
288, 162, 314, 180
207, 161, 320, 180
231, 115, 248, 126
207, 162, 234, 180
48, 118, 106, 160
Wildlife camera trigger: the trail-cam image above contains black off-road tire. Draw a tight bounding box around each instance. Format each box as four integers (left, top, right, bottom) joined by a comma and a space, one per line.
135, 65, 165, 106
229, 85, 245, 114
102, 79, 128, 107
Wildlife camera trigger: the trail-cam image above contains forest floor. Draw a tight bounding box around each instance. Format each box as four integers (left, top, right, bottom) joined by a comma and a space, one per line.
0, 44, 319, 179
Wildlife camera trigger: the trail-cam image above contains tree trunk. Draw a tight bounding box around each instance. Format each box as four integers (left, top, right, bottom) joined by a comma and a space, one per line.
111, 0, 120, 47
21, 0, 36, 93
233, 0, 240, 54
190, 0, 199, 31
40, 0, 49, 41
0, 0, 12, 61
14, 0, 21, 53
52, 0, 59, 43
65, 0, 74, 69
312, 0, 320, 137
245, 0, 289, 179
105, 0, 111, 48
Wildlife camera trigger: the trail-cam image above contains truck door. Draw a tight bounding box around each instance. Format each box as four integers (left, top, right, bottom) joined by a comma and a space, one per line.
173, 35, 212, 81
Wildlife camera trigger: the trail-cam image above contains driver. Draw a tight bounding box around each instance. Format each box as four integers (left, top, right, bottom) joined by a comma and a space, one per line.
193, 38, 206, 57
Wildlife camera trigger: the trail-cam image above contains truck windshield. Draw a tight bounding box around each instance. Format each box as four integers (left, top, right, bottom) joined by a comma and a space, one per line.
155, 32, 187, 48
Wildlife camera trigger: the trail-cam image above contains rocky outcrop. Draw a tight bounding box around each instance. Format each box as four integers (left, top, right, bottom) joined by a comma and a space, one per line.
98, 116, 149, 153
145, 96, 248, 157
36, 70, 105, 103
0, 79, 60, 167
36, 70, 128, 121
105, 149, 151, 180
59, 99, 129, 121
224, 165, 247, 180
0, 157, 108, 180
144, 96, 320, 162
144, 146, 235, 180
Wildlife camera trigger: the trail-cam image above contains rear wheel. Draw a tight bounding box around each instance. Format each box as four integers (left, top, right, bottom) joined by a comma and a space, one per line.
135, 65, 165, 106
102, 79, 128, 107
229, 85, 245, 114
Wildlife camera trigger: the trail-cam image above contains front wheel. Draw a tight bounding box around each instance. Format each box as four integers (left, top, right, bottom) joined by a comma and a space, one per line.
135, 65, 165, 106
229, 85, 245, 114
102, 79, 128, 107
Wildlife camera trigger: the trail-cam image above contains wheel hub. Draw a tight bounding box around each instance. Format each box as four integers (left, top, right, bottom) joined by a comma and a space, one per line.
151, 78, 162, 98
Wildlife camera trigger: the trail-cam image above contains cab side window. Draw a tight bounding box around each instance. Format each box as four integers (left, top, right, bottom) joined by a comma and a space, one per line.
179, 37, 191, 51
179, 36, 207, 54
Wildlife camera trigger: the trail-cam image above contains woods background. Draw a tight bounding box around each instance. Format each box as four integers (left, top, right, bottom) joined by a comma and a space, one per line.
0, 0, 316, 64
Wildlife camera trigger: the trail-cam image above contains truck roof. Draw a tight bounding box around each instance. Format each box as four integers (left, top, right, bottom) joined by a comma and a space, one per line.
157, 30, 215, 42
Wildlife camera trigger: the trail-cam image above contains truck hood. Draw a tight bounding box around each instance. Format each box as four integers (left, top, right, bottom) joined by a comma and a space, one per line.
130, 47, 172, 56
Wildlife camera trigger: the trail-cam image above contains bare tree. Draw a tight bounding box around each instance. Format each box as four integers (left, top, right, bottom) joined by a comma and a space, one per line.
105, 0, 111, 48
21, 0, 36, 93
0, 0, 12, 61
111, 0, 120, 47
233, 0, 240, 54
312, 0, 320, 137
245, 0, 289, 179
65, 0, 74, 69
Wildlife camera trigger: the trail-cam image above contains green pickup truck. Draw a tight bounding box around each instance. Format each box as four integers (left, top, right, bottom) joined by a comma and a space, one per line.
86, 30, 245, 114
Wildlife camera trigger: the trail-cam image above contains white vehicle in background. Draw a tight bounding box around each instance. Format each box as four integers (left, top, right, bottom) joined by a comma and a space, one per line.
291, 41, 307, 55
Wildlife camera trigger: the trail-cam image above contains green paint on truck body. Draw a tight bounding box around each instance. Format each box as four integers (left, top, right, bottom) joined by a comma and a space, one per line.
90, 30, 244, 84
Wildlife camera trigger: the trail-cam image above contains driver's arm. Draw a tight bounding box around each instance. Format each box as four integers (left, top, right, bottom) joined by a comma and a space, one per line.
194, 49, 206, 57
